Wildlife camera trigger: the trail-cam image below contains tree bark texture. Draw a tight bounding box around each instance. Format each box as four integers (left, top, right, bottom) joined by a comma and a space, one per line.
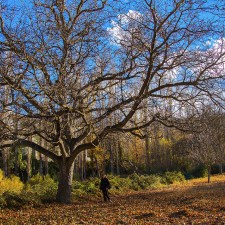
56, 160, 74, 204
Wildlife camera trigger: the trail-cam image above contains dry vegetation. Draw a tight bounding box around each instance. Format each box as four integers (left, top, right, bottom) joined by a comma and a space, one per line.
1, 175, 225, 224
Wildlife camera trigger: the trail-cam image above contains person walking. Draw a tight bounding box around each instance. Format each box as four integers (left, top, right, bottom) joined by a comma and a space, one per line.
100, 175, 111, 202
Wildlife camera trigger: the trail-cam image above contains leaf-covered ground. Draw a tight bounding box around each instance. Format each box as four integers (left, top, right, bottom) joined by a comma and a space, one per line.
1, 176, 225, 224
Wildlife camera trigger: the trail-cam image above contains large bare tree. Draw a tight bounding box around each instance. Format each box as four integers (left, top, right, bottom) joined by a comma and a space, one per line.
0, 0, 225, 203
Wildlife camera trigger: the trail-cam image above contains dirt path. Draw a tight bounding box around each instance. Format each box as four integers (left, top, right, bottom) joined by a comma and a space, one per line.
1, 180, 225, 224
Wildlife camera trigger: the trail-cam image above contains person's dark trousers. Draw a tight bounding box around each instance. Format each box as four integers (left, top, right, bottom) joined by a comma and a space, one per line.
102, 189, 110, 202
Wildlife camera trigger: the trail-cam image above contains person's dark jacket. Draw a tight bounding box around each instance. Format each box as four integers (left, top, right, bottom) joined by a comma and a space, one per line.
100, 177, 111, 190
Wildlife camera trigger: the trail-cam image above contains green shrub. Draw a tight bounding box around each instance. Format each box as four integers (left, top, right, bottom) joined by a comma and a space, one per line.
72, 172, 187, 198
87, 177, 100, 186
27, 173, 52, 186
128, 173, 149, 190
162, 171, 185, 184
72, 189, 87, 198
0, 195, 6, 209
72, 181, 85, 190
83, 182, 98, 194
107, 176, 125, 190
2, 192, 26, 209
127, 173, 164, 190
0, 191, 41, 209
191, 165, 208, 178
114, 177, 131, 190
142, 175, 163, 188
129, 181, 141, 191
72, 178, 100, 195
26, 174, 57, 202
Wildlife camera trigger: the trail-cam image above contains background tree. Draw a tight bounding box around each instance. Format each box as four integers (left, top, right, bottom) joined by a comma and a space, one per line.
189, 108, 225, 183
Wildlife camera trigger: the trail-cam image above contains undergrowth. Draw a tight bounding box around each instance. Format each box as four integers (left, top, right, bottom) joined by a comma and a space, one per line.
0, 170, 189, 209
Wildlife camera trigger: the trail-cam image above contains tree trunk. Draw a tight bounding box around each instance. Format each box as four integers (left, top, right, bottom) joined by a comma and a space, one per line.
219, 164, 223, 174
2, 148, 9, 177
39, 137, 44, 176
56, 161, 74, 204
83, 151, 87, 180
95, 156, 100, 177
43, 139, 49, 175
110, 141, 114, 174
79, 153, 84, 180
39, 153, 44, 176
118, 140, 123, 174
32, 149, 38, 174
207, 166, 211, 183
102, 143, 106, 175
44, 156, 49, 175
14, 146, 19, 176
90, 149, 95, 176
145, 133, 151, 173
26, 147, 32, 181
116, 140, 120, 175
144, 104, 151, 174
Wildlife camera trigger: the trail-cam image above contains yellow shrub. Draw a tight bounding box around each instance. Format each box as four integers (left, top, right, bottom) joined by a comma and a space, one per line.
0, 170, 4, 180
0, 170, 24, 195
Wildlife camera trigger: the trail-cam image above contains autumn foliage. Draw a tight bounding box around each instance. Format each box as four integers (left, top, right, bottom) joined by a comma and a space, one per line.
0, 170, 24, 195
1, 175, 225, 224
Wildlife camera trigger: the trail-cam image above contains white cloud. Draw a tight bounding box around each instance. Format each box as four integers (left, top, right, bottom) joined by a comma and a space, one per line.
118, 10, 142, 24
107, 10, 142, 44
